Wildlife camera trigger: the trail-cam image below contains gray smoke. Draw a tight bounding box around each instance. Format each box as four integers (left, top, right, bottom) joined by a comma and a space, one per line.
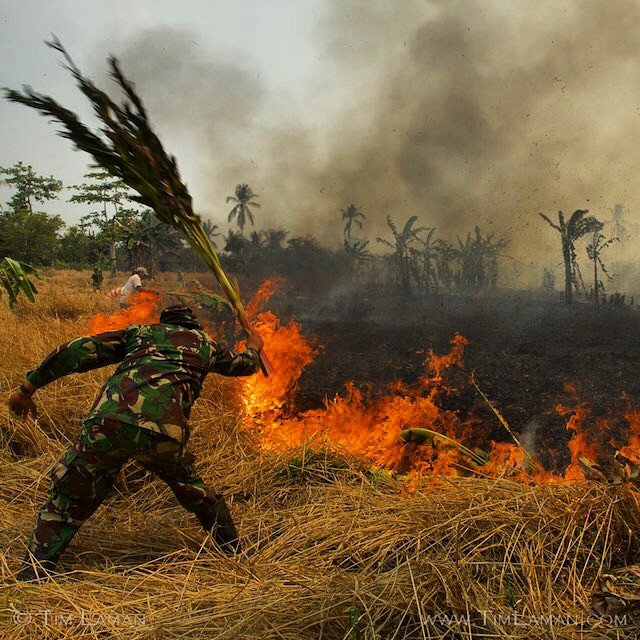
103, 1, 640, 289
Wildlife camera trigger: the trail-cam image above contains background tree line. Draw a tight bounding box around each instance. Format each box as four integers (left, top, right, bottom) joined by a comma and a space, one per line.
0, 162, 623, 304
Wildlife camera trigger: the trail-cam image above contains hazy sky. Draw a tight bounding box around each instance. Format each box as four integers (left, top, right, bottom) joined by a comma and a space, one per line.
2, 0, 640, 291
0, 0, 320, 223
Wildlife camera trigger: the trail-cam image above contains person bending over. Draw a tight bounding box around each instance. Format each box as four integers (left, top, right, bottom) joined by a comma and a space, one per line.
119, 266, 149, 308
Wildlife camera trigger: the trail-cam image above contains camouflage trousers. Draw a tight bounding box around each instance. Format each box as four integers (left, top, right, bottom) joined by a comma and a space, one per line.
28, 418, 238, 562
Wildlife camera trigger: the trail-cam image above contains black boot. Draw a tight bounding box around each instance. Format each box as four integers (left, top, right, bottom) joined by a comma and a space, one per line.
17, 519, 79, 581
15, 551, 58, 582
197, 495, 242, 554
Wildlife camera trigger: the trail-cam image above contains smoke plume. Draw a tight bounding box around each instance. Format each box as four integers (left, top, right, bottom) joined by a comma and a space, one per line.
106, 0, 640, 289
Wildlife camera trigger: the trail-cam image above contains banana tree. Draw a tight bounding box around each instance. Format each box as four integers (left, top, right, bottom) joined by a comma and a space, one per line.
410, 227, 440, 294
586, 231, 618, 306
539, 209, 603, 304
0, 257, 41, 308
344, 238, 371, 280
376, 215, 419, 294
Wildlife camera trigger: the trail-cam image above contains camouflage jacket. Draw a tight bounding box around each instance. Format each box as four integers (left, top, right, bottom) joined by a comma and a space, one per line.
27, 324, 260, 442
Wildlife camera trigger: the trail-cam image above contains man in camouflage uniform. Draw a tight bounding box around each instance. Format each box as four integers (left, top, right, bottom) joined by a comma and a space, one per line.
8, 305, 263, 581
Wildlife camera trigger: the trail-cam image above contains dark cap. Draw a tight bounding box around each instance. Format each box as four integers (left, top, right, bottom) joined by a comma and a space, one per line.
160, 305, 202, 330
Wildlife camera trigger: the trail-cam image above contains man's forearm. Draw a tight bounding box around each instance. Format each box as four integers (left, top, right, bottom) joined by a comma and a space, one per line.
26, 331, 128, 390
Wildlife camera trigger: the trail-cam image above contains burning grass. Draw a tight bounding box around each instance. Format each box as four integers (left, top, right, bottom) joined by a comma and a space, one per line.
1, 272, 639, 638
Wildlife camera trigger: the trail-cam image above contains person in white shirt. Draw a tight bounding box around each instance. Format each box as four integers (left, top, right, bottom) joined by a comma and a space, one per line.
119, 267, 149, 308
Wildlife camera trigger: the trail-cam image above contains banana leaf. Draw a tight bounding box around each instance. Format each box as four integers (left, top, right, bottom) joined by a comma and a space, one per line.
0, 257, 41, 309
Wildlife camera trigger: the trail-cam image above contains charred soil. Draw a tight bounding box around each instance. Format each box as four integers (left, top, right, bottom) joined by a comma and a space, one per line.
275, 291, 640, 472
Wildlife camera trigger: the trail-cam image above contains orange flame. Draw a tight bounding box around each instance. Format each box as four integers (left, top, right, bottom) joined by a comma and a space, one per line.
555, 403, 595, 482
84, 279, 640, 486
241, 293, 640, 485
242, 327, 476, 478
555, 383, 640, 481
423, 333, 469, 385
89, 291, 161, 333
242, 309, 316, 414
246, 276, 286, 318
618, 410, 640, 462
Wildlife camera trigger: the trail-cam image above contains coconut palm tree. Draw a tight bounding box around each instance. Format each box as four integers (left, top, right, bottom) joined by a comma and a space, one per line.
539, 209, 603, 305
226, 184, 261, 235
341, 204, 366, 244
201, 219, 222, 249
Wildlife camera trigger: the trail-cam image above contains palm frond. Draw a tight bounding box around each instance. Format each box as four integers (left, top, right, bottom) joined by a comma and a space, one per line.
376, 238, 395, 249
386, 215, 399, 239
4, 40, 271, 374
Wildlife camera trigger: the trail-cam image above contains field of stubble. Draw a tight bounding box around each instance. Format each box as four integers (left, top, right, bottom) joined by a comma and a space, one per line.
1, 271, 639, 639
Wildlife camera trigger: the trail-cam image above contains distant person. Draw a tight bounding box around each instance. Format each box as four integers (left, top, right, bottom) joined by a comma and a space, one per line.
119, 266, 149, 309
177, 271, 185, 286
91, 267, 103, 292
9, 305, 264, 581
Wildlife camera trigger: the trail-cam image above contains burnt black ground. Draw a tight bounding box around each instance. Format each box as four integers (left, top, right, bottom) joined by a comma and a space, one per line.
268, 290, 640, 471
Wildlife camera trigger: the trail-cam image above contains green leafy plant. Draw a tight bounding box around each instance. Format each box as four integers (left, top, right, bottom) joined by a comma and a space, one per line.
0, 161, 63, 213
0, 257, 41, 308
400, 427, 487, 466
377, 215, 419, 293
173, 291, 232, 315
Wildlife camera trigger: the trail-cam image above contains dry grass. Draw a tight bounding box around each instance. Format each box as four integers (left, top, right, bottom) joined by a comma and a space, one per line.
1, 272, 639, 639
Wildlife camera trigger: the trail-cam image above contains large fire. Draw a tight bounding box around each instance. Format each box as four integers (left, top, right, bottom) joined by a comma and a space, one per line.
242, 323, 533, 483
241, 284, 640, 486
87, 280, 640, 486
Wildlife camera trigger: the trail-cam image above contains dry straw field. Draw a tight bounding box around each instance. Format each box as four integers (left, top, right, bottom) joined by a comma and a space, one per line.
1, 271, 639, 639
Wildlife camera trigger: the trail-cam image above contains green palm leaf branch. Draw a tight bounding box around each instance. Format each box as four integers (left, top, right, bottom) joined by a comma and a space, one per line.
400, 428, 487, 466
171, 291, 232, 314
4, 37, 271, 374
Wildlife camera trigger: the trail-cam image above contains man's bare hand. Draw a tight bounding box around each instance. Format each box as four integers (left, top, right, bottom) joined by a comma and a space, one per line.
246, 329, 264, 352
9, 389, 37, 419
